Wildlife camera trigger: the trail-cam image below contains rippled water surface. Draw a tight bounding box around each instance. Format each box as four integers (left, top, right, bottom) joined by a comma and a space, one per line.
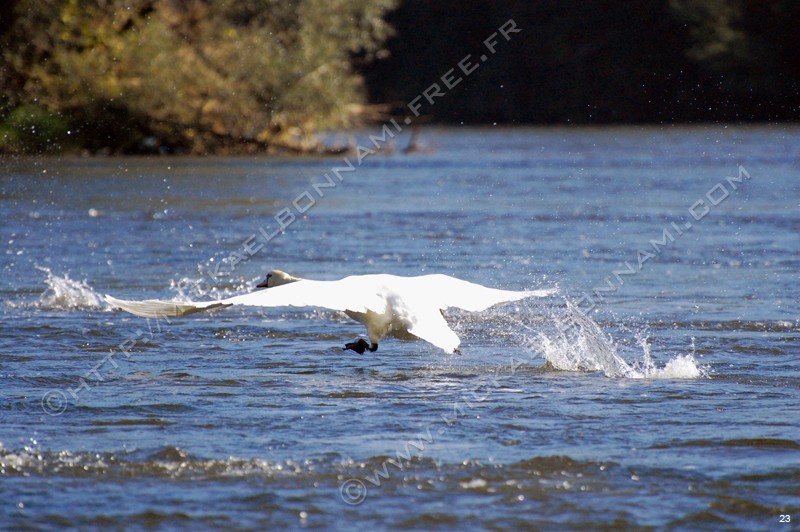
2, 126, 799, 529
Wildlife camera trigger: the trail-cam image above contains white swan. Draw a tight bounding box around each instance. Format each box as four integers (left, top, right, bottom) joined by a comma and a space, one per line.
105, 270, 555, 354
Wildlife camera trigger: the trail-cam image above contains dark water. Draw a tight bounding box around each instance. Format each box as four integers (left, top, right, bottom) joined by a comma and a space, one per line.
2, 126, 799, 530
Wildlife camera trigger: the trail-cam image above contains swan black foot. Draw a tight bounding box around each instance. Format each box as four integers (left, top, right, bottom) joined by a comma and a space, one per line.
344, 338, 379, 354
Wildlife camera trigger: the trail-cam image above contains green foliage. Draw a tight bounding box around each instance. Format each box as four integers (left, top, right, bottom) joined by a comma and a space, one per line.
0, 0, 396, 154
0, 104, 74, 154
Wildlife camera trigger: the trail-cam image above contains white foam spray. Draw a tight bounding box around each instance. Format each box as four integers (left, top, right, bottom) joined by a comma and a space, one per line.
20, 266, 109, 311
523, 301, 706, 379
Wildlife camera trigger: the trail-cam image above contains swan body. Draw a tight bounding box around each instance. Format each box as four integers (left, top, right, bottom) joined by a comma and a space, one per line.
105, 270, 555, 354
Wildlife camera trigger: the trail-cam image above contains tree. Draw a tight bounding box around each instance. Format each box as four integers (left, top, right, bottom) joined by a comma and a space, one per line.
0, 0, 396, 154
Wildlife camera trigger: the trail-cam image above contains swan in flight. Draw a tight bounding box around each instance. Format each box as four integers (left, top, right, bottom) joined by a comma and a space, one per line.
105, 270, 555, 354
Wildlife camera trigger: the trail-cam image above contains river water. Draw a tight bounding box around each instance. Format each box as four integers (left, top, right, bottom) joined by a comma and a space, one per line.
2, 126, 799, 529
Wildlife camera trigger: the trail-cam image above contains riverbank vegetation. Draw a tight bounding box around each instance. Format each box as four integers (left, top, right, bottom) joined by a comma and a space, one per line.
0, 0, 395, 154
1, 0, 797, 155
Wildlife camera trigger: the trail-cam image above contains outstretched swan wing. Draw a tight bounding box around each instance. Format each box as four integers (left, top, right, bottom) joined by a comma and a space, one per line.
406, 307, 461, 353
105, 278, 385, 319
395, 276, 553, 353
409, 274, 554, 312
222, 278, 386, 313
104, 296, 231, 318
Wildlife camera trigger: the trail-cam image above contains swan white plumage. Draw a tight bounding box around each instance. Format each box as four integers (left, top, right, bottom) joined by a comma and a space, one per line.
105, 270, 555, 354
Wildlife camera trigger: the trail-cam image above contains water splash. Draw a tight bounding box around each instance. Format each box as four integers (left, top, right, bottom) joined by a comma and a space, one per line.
18, 266, 257, 313
168, 275, 256, 303
18, 266, 109, 311
525, 301, 706, 379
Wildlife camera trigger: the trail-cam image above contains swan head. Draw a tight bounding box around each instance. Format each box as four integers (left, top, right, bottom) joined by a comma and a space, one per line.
256, 269, 301, 288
